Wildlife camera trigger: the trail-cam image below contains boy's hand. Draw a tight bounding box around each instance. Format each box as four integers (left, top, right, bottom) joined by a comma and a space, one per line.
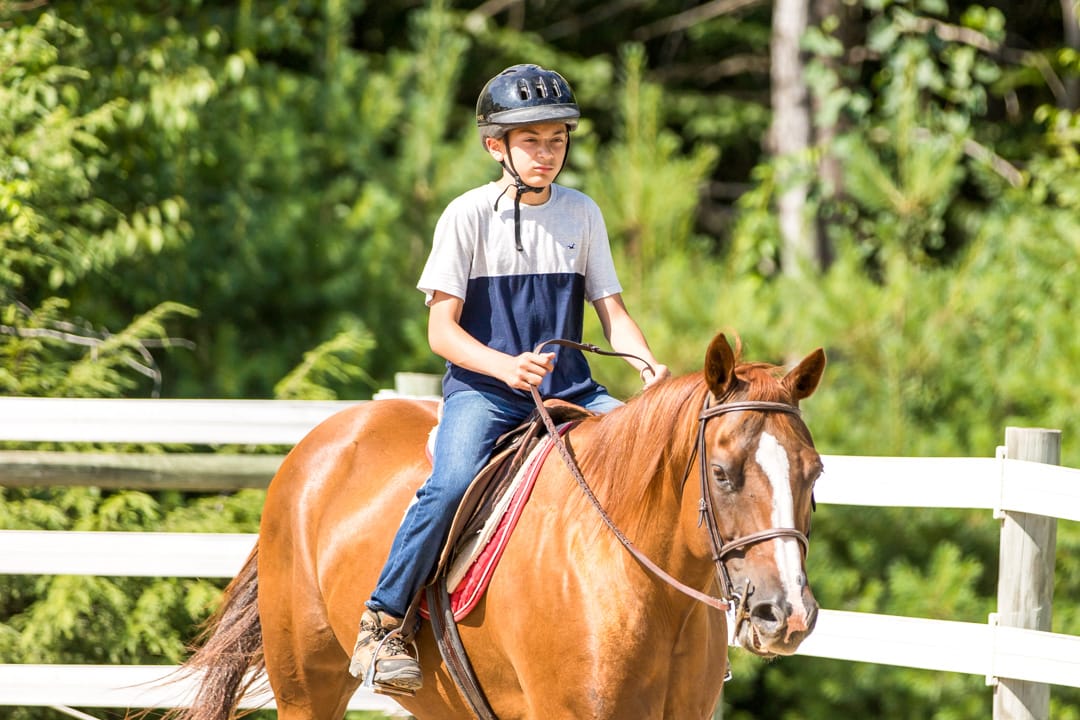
504, 351, 556, 392
640, 363, 670, 388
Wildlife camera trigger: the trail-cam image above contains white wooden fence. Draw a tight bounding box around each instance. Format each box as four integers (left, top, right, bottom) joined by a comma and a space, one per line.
1, 397, 1078, 716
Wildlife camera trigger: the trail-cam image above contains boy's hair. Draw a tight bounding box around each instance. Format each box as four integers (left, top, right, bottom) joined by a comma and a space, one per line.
476, 64, 579, 147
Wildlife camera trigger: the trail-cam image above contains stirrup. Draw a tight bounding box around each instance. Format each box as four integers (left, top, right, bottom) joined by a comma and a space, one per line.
360, 626, 419, 698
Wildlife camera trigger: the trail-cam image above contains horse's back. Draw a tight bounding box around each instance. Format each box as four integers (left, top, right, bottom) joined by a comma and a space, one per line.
264, 397, 436, 521
258, 398, 437, 686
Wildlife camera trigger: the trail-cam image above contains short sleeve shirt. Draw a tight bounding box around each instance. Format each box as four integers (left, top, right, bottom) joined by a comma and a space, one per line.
417, 182, 622, 401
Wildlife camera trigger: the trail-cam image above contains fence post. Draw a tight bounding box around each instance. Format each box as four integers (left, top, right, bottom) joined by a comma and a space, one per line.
993, 427, 1060, 720
393, 372, 442, 398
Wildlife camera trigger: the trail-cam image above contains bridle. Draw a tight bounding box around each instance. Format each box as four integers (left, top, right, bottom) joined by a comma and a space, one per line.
530, 340, 811, 613
692, 394, 810, 610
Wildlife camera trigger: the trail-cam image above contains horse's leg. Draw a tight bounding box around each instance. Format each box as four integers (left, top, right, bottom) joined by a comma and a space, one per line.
258, 400, 445, 718
260, 553, 359, 720
662, 603, 728, 717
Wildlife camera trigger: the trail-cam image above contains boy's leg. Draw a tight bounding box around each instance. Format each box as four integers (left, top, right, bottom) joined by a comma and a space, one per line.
576, 387, 624, 415
366, 390, 526, 617
350, 389, 529, 686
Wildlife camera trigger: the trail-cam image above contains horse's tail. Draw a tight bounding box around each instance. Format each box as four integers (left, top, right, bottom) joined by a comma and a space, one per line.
163, 542, 265, 720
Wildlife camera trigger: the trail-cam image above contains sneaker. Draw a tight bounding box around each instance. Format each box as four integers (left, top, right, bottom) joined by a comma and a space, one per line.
348, 609, 423, 691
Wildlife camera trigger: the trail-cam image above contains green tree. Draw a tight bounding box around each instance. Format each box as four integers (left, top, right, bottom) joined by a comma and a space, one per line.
25, 0, 508, 400
1, 10, 196, 398
718, 0, 1080, 716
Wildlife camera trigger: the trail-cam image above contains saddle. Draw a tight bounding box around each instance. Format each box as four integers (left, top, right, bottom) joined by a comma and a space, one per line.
403, 399, 591, 631
446, 401, 588, 565
386, 399, 590, 713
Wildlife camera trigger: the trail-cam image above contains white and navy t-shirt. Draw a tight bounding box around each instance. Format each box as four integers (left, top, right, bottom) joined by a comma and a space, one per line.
418, 182, 622, 401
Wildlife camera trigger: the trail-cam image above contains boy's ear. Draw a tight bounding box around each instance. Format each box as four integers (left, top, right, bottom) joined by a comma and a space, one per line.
484, 136, 505, 162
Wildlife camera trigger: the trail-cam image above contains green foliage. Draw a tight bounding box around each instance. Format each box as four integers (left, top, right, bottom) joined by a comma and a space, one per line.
274, 317, 376, 400
0, 13, 187, 292
15, 0, 491, 399
716, 0, 1080, 715
575, 48, 721, 396
583, 44, 719, 285
1, 299, 199, 397
710, 218, 1080, 715
0, 487, 260, 662
0, 487, 334, 720
1, 10, 198, 400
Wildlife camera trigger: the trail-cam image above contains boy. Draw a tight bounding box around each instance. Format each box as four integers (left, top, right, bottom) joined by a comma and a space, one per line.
349, 63, 669, 692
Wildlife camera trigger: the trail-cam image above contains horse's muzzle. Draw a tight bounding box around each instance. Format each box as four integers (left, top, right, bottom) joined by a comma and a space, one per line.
735, 588, 819, 657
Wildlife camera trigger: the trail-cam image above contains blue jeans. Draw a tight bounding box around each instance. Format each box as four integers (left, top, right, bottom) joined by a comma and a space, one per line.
367, 386, 622, 618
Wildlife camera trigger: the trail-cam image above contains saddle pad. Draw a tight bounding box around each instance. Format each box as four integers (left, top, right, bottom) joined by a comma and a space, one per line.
420, 426, 566, 621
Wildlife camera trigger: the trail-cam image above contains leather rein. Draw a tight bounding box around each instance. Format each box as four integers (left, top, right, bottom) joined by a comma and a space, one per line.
530, 339, 809, 612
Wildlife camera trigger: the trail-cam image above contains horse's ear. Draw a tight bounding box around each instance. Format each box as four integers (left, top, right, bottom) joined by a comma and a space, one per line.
704, 333, 737, 397
783, 348, 826, 401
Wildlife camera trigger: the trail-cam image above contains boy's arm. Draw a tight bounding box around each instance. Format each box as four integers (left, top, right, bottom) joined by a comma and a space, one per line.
592, 293, 670, 388
428, 290, 555, 392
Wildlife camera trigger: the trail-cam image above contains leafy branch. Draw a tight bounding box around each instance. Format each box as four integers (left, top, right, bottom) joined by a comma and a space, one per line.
1, 300, 198, 398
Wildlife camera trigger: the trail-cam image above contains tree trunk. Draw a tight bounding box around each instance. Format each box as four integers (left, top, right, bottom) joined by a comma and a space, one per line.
770, 0, 815, 277
807, 0, 857, 271
1063, 0, 1080, 109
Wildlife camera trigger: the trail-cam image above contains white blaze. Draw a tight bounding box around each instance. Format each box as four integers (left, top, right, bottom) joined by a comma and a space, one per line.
754, 432, 808, 620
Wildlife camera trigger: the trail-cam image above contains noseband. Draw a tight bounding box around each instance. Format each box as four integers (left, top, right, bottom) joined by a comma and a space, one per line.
693, 396, 810, 604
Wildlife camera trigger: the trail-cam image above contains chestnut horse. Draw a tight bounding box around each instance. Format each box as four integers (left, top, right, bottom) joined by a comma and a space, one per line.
173, 333, 825, 719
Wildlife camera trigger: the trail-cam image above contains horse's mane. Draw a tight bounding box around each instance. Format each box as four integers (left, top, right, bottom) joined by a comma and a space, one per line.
574, 355, 795, 531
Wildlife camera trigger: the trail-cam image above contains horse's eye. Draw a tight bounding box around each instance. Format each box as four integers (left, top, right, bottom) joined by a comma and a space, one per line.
711, 464, 733, 489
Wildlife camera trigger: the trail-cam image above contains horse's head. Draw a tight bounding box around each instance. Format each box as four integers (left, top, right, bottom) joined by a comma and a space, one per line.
697, 333, 825, 657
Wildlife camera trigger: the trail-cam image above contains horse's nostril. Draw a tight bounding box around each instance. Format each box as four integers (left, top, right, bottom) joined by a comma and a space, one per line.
750, 602, 785, 631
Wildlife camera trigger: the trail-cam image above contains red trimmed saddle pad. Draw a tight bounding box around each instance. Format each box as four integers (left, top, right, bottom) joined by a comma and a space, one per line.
419, 429, 563, 621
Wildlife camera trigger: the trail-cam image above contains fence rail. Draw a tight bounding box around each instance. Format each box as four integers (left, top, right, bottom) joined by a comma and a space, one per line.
1, 397, 1078, 713
0, 396, 353, 445
0, 663, 408, 713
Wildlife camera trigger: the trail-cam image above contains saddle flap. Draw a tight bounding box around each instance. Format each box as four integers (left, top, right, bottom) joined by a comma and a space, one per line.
438, 400, 591, 572
402, 400, 590, 631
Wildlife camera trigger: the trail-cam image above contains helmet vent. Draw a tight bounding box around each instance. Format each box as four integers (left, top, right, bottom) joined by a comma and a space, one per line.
516, 79, 532, 100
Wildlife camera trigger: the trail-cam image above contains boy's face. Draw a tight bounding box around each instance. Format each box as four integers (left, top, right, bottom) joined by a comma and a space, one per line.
488, 122, 569, 189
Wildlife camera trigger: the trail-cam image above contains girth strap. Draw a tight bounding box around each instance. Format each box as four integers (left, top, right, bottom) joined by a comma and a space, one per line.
427, 578, 498, 720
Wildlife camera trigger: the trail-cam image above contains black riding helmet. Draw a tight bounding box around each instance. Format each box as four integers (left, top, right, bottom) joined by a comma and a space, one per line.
476, 64, 580, 130
476, 64, 581, 251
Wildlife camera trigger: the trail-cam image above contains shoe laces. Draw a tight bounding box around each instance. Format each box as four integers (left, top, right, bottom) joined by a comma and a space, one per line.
362, 617, 411, 658
381, 633, 412, 658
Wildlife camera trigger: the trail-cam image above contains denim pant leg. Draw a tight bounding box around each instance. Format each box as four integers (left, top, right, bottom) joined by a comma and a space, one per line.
367, 390, 532, 619
574, 387, 624, 415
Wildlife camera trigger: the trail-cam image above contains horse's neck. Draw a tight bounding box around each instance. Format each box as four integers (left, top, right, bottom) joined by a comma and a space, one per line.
566, 423, 715, 598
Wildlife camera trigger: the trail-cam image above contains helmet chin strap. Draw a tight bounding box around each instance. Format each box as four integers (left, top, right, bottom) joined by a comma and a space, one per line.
495, 131, 572, 252
501, 156, 543, 252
